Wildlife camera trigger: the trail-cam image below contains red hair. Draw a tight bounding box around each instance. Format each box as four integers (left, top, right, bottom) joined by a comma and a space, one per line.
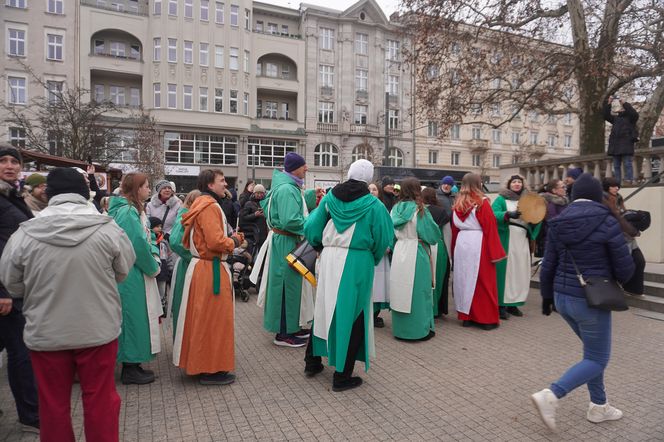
453, 173, 485, 214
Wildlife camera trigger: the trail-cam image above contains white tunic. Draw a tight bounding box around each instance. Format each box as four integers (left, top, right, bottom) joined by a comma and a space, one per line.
452, 208, 483, 315
503, 199, 531, 304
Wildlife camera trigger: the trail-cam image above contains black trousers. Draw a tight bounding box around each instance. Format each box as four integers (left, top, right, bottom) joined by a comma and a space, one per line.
305, 312, 365, 380
623, 247, 645, 295
437, 257, 450, 316
0, 305, 39, 426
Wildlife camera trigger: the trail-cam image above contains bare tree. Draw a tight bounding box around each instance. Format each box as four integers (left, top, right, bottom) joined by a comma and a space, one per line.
125, 108, 165, 185
400, 0, 664, 155
2, 60, 126, 164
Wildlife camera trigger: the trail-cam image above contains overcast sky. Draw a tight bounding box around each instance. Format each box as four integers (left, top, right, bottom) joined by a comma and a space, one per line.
267, 0, 400, 16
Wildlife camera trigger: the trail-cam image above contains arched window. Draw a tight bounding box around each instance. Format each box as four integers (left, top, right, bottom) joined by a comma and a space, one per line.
388, 147, 404, 167
351, 144, 372, 162
314, 143, 339, 167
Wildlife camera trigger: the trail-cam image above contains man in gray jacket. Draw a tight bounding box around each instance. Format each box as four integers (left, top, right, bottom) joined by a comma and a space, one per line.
435, 176, 455, 316
0, 167, 136, 442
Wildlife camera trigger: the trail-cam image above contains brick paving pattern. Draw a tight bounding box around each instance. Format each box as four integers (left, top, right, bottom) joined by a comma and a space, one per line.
1, 289, 663, 441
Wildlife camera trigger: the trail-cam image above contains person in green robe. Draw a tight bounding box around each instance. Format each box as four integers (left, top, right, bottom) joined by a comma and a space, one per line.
168, 190, 201, 337
302, 160, 393, 392
108, 173, 161, 385
252, 153, 317, 348
492, 175, 541, 319
422, 188, 449, 318
389, 178, 441, 341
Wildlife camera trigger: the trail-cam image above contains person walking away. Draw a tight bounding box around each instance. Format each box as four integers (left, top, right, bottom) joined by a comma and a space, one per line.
145, 180, 181, 236
602, 177, 645, 296
435, 176, 456, 316
451, 173, 506, 330
0, 167, 135, 442
604, 96, 639, 185
250, 152, 318, 347
389, 178, 440, 341
303, 160, 393, 391
172, 169, 244, 385
533, 173, 635, 432
23, 173, 48, 214
108, 173, 162, 385
0, 145, 39, 433
422, 187, 449, 319
368, 182, 390, 328
492, 175, 542, 319
168, 190, 201, 337
239, 184, 268, 251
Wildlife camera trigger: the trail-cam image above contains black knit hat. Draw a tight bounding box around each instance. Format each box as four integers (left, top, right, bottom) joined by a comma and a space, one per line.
571, 173, 603, 203
148, 216, 163, 229
381, 176, 395, 187
0, 145, 22, 163
602, 177, 620, 191
45, 167, 90, 201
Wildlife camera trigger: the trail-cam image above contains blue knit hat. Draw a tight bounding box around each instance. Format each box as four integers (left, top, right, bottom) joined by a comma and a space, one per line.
284, 152, 306, 172
440, 176, 455, 186
571, 173, 603, 203
567, 167, 583, 180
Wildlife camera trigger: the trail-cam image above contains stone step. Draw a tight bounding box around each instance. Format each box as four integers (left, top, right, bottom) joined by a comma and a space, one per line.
642, 280, 664, 298
530, 278, 664, 314
644, 272, 664, 284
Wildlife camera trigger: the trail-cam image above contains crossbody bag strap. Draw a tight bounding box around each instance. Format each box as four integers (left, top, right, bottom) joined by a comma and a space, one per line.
562, 245, 586, 287
161, 204, 171, 226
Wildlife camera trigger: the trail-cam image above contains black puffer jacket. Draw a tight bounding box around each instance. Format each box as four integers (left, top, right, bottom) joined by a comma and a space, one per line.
540, 200, 634, 300
0, 180, 33, 300
604, 102, 639, 156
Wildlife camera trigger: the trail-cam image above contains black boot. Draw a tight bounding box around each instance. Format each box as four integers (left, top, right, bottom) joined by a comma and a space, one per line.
332, 372, 363, 392
199, 371, 236, 385
304, 334, 324, 377
507, 306, 523, 317
499, 306, 510, 320
374, 309, 384, 328
121, 363, 155, 385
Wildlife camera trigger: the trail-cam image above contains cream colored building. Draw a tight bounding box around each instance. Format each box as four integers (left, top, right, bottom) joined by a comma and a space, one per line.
2, 0, 579, 190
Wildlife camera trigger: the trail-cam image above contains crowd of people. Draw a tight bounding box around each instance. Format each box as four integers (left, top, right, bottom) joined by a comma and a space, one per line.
0, 139, 648, 438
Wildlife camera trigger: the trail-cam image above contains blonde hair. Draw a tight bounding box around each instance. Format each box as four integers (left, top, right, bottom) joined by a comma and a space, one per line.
453, 173, 485, 214
183, 189, 202, 209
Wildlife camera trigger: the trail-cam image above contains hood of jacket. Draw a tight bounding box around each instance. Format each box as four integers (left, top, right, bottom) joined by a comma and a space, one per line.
548, 200, 612, 246
391, 200, 418, 228
149, 193, 180, 209
181, 194, 218, 228
324, 191, 377, 233
541, 192, 568, 206
20, 194, 112, 246
0, 178, 17, 198
499, 188, 526, 201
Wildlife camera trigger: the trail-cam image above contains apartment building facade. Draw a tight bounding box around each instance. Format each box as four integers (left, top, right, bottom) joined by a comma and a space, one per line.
2, 0, 578, 190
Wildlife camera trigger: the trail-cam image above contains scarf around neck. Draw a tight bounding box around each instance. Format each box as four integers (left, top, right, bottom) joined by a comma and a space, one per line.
284, 171, 304, 187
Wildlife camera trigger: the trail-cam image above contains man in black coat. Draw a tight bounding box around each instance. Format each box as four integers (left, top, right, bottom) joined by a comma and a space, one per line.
0, 145, 39, 433
604, 96, 639, 184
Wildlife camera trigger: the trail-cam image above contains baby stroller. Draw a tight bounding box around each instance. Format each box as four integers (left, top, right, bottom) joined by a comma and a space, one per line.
228, 224, 260, 302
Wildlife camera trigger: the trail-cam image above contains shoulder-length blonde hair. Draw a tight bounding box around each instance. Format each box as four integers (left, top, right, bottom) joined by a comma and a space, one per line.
183, 189, 202, 209
120, 172, 148, 214
453, 173, 484, 214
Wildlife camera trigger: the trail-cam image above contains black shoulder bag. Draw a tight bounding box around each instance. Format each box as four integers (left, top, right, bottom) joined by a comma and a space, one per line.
565, 249, 628, 312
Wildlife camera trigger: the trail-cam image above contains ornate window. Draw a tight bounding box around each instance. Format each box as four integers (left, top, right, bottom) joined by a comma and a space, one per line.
351, 144, 372, 162
314, 143, 338, 167
388, 147, 403, 167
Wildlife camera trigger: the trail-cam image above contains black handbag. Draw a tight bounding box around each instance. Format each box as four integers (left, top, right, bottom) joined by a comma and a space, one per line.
566, 250, 628, 311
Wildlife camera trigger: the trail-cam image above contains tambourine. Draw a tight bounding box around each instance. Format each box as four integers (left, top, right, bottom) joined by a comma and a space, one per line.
517, 193, 547, 224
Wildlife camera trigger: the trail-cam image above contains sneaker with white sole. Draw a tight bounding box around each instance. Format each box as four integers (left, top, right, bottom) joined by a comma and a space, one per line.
587, 402, 623, 423
273, 336, 306, 348
531, 388, 559, 432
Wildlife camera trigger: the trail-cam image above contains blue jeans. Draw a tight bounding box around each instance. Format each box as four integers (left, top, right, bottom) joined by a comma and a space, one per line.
612, 155, 633, 182
550, 293, 611, 405
0, 305, 39, 425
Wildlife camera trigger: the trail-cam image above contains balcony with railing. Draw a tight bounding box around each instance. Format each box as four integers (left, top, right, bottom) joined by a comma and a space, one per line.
252, 29, 302, 40
317, 122, 338, 133
89, 30, 143, 76
350, 124, 379, 134
466, 139, 489, 153
320, 86, 334, 97
81, 0, 149, 16
356, 89, 368, 101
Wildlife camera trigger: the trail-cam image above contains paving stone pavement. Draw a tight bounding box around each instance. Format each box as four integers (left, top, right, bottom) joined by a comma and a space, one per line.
1, 289, 664, 441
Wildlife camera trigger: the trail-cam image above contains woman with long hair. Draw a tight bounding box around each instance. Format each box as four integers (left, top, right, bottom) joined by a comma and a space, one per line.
368, 181, 390, 328
238, 179, 255, 208
389, 178, 440, 341
492, 175, 542, 319
422, 187, 449, 318
167, 189, 202, 337
108, 173, 162, 385
451, 173, 505, 330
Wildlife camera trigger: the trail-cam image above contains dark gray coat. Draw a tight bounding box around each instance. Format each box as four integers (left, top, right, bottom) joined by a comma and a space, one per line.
604, 102, 639, 156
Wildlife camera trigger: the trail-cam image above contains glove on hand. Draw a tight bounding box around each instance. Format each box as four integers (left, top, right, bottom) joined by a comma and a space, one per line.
542, 298, 554, 316
505, 210, 522, 220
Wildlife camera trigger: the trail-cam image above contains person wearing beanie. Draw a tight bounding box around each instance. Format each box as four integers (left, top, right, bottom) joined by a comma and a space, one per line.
0, 144, 40, 433
492, 174, 542, 319
23, 173, 48, 214
1, 166, 136, 440
146, 179, 181, 236
564, 167, 583, 199
250, 152, 319, 348
435, 175, 456, 316
174, 169, 244, 385
604, 96, 639, 184
377, 175, 397, 213
533, 172, 634, 432
302, 159, 393, 391
238, 183, 268, 252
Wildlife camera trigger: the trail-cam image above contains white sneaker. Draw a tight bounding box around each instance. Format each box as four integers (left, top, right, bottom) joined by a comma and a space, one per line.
531, 388, 559, 432
587, 402, 623, 423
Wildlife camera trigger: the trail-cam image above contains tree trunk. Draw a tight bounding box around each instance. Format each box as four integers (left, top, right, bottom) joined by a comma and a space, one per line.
636, 79, 664, 150
577, 91, 607, 155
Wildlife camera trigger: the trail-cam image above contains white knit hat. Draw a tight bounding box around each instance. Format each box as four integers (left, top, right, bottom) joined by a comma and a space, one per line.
347, 159, 374, 183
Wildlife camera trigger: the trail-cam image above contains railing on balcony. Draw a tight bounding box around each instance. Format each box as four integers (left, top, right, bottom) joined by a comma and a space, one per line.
388, 94, 399, 105
505, 146, 664, 188
466, 139, 489, 152
252, 29, 302, 40
356, 89, 368, 100
350, 124, 378, 134
320, 86, 334, 97
317, 122, 338, 133
81, 0, 148, 16
91, 50, 143, 62
388, 128, 401, 138
256, 74, 295, 81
